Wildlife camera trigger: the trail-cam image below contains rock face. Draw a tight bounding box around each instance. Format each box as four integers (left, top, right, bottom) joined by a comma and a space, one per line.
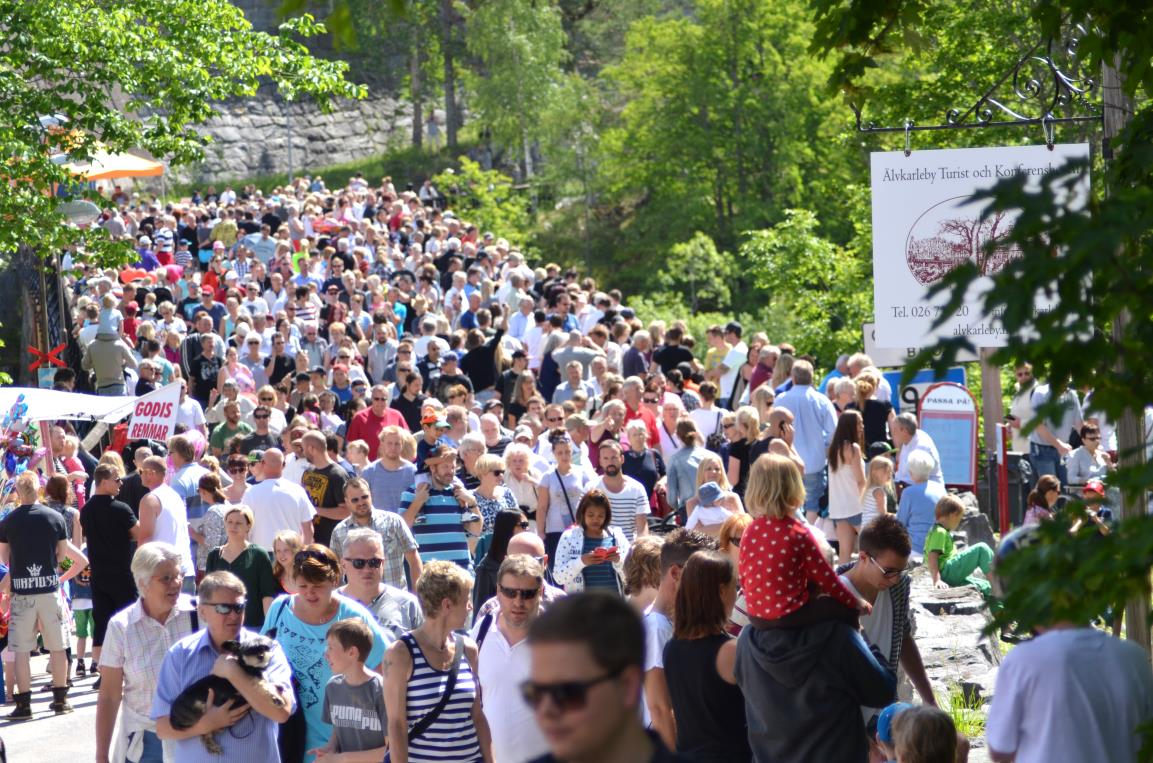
171, 94, 417, 185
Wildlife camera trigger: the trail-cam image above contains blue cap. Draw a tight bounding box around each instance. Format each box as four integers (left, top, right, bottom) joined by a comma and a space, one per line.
698, 481, 723, 507
876, 702, 913, 745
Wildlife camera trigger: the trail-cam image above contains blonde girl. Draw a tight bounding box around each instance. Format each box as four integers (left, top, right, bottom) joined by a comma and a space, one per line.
686, 452, 744, 516
726, 405, 760, 498
861, 456, 895, 525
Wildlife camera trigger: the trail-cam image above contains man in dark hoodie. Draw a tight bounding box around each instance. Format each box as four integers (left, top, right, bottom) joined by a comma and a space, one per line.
734, 545, 897, 762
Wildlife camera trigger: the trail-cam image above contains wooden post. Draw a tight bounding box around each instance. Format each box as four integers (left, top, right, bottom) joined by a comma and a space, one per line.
1102, 55, 1150, 652
979, 348, 1004, 459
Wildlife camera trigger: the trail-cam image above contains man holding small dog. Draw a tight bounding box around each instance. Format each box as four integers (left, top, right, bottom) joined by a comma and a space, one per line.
152, 571, 294, 762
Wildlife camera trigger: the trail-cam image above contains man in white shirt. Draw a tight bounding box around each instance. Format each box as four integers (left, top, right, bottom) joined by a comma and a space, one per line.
893, 413, 944, 486
174, 380, 207, 437
596, 440, 650, 544
470, 555, 551, 763
243, 449, 315, 548
714, 322, 748, 409
986, 527, 1153, 763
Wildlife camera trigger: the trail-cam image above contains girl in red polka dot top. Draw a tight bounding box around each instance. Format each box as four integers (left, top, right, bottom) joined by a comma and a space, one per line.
739, 454, 869, 627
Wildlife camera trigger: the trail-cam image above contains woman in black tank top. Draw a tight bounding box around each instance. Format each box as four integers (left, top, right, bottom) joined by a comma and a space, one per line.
662, 551, 751, 762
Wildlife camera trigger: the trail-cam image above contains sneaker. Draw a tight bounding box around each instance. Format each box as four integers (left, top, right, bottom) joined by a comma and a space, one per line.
75, 660, 87, 678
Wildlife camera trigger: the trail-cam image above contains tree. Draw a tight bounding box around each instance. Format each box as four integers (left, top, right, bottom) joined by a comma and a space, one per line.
808, 0, 1153, 645
0, 0, 363, 267
654, 232, 736, 314
464, 0, 568, 180
741, 206, 872, 365
432, 158, 531, 245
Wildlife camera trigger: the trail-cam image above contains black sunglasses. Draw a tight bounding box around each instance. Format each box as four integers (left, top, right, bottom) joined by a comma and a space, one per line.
729, 535, 743, 547
295, 548, 332, 565
345, 557, 384, 569
203, 601, 247, 615
499, 585, 540, 601
520, 671, 621, 711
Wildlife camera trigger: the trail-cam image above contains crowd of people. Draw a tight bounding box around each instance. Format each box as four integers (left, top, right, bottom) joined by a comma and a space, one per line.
0, 174, 1151, 763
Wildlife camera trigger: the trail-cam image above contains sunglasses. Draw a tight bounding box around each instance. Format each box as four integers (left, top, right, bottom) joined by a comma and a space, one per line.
347, 495, 371, 503
499, 585, 540, 601
228, 465, 248, 473
372, 397, 389, 402
254, 413, 270, 419
520, 671, 620, 712
729, 535, 743, 547
203, 601, 247, 615
295, 548, 332, 565
345, 557, 384, 569
642, 398, 659, 404
490, 469, 505, 477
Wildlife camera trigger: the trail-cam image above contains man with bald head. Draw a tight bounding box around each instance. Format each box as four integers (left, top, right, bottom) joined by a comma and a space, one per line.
475, 531, 566, 622
244, 448, 315, 548
301, 430, 351, 546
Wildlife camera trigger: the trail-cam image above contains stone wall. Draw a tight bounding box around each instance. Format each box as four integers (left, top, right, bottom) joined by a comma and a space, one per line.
172, 93, 414, 185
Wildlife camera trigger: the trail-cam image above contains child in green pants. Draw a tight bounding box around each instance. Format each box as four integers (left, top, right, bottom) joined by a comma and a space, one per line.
925, 495, 993, 594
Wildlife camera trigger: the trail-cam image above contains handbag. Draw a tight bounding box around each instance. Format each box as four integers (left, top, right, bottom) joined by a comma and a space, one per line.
705, 411, 724, 453
265, 597, 307, 763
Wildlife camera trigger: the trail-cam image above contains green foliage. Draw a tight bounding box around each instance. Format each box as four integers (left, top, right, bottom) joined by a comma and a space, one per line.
741, 208, 872, 366
627, 293, 784, 364
943, 683, 987, 738
0, 0, 362, 269
654, 233, 737, 314
432, 158, 531, 246
464, 0, 568, 175
807, 0, 1153, 654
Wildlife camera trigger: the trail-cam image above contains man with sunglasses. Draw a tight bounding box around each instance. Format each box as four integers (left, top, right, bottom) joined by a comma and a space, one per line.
471, 555, 551, 763
238, 405, 278, 455
329, 479, 421, 589
338, 528, 423, 640
81, 464, 142, 674
345, 383, 410, 451
153, 572, 293, 760
524, 593, 678, 763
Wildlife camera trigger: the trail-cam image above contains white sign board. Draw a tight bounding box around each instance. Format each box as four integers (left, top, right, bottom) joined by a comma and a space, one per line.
862, 322, 979, 368
871, 143, 1090, 348
126, 383, 181, 441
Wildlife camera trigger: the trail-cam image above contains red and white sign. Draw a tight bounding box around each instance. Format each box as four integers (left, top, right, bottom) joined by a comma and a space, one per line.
126, 383, 180, 442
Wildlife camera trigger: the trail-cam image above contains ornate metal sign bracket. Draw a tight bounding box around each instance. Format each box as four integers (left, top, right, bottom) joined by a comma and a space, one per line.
850, 29, 1102, 151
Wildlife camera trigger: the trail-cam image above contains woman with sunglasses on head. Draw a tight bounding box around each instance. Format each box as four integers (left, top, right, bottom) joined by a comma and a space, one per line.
206, 506, 276, 629
262, 544, 390, 763
662, 550, 752, 763
384, 561, 492, 763
472, 509, 531, 612
554, 490, 629, 594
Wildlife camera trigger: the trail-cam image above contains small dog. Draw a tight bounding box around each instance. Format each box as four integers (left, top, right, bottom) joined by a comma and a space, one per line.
169, 636, 283, 755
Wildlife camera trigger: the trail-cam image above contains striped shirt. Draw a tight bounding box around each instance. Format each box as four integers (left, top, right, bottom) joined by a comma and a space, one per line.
399, 485, 472, 570
400, 633, 483, 763
596, 476, 650, 544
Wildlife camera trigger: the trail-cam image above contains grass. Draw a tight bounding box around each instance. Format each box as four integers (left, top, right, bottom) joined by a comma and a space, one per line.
943, 684, 987, 738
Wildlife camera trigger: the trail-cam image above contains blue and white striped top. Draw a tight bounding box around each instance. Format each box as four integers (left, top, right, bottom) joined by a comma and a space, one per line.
401, 632, 483, 763
399, 485, 472, 570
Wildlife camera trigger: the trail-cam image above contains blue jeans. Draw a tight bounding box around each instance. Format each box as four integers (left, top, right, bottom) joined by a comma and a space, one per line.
803, 470, 827, 516
1029, 443, 1066, 485
96, 383, 126, 397
130, 730, 164, 763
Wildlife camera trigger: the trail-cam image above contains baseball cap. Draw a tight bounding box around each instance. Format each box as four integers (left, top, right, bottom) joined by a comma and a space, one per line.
443, 350, 461, 364
200, 286, 214, 295
138, 235, 152, 246
212, 241, 225, 250
420, 412, 451, 428
1083, 479, 1106, 498
876, 702, 913, 745
511, 349, 527, 360
698, 481, 723, 507
332, 363, 349, 373
482, 399, 504, 412
247, 449, 266, 465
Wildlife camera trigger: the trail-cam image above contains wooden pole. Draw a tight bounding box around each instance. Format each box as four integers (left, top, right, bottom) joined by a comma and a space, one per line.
1102, 55, 1149, 652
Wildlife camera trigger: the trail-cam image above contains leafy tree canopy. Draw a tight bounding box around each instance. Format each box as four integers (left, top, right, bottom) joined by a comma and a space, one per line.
0, 0, 363, 267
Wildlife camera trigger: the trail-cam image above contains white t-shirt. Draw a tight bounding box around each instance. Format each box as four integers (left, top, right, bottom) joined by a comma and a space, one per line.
176, 398, 206, 431
470, 620, 550, 763
597, 476, 650, 544
987, 628, 1153, 763
689, 407, 725, 441
641, 607, 673, 729
686, 505, 732, 531
717, 341, 747, 402
244, 477, 317, 548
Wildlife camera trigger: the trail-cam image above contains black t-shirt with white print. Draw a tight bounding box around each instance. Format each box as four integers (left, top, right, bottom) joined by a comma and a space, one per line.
0, 503, 66, 595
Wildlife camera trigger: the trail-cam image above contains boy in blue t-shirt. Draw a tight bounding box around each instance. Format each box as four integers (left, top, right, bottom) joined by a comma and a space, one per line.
69, 551, 94, 677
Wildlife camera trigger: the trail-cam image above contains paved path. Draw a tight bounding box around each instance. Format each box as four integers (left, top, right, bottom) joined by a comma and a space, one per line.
1, 654, 99, 762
